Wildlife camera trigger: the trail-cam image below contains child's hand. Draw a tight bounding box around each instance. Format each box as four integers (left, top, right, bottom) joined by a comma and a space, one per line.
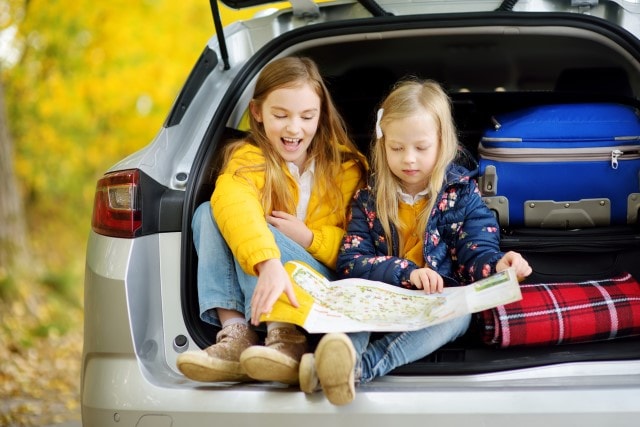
250, 258, 299, 325
410, 268, 444, 294
496, 251, 533, 282
267, 211, 313, 248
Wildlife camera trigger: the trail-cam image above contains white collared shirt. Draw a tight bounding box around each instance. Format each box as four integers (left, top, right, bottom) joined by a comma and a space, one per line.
287, 161, 315, 220
397, 187, 429, 206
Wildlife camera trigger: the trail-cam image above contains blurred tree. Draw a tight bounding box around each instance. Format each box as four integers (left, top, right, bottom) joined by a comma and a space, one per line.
3, 0, 213, 275
0, 79, 27, 270
0, 0, 278, 279
0, 0, 28, 272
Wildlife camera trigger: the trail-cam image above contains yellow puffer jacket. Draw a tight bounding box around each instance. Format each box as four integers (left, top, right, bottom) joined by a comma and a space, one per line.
211, 143, 365, 275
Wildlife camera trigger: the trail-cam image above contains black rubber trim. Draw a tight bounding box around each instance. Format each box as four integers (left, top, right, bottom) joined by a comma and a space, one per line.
165, 46, 218, 128
136, 170, 184, 236
495, 0, 519, 12
390, 336, 640, 376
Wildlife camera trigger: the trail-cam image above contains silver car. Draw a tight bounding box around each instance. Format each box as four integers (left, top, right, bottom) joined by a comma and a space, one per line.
82, 1, 640, 426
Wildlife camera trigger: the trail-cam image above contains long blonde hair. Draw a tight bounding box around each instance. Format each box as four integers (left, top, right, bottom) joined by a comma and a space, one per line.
371, 79, 459, 254
223, 56, 364, 223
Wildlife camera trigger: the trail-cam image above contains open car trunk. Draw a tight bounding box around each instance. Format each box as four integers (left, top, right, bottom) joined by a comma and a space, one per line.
182, 8, 640, 377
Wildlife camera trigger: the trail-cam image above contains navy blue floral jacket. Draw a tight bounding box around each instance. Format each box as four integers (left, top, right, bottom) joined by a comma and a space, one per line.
337, 164, 504, 288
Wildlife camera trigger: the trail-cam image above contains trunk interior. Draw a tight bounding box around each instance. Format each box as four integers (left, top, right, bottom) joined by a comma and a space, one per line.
185, 14, 640, 375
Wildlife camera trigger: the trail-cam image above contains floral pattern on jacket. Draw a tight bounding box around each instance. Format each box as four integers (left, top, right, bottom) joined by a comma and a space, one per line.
337, 164, 504, 288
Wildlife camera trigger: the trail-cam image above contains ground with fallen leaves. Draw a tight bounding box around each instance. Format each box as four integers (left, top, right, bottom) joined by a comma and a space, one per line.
0, 282, 82, 426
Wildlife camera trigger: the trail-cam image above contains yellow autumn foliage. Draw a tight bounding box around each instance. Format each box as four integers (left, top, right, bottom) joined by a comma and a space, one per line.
0, 1, 288, 423
3, 0, 280, 275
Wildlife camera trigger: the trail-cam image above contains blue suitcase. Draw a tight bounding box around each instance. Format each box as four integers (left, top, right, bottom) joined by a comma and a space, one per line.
478, 103, 640, 228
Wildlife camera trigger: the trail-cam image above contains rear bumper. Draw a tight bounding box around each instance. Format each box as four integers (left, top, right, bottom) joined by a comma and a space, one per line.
82, 352, 640, 427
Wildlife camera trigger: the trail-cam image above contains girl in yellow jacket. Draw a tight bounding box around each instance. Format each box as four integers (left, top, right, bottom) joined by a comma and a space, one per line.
177, 56, 366, 386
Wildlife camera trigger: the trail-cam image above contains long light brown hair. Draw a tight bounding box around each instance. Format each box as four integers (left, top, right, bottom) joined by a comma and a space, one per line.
223, 56, 364, 224
371, 79, 459, 254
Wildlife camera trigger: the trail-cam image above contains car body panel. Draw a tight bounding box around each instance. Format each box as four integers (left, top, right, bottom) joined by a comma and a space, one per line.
82, 353, 640, 426
83, 0, 640, 425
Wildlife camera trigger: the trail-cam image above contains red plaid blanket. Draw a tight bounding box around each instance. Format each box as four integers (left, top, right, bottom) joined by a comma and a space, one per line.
478, 273, 640, 348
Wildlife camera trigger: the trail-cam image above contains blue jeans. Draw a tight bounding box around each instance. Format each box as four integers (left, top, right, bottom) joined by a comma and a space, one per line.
348, 314, 471, 384
192, 202, 334, 327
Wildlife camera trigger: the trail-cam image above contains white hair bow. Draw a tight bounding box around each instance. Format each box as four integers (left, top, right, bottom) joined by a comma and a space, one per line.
375, 108, 384, 139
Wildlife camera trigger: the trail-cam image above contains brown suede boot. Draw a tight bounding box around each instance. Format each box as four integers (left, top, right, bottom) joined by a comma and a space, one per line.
176, 323, 258, 382
239, 327, 308, 385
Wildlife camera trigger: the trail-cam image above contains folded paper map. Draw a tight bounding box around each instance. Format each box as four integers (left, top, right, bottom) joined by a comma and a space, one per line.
260, 261, 522, 333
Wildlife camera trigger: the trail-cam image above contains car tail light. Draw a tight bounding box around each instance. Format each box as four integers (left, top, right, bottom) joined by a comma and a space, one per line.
92, 169, 142, 238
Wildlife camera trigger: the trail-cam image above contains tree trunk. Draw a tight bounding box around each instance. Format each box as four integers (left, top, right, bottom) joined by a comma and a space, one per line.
0, 80, 28, 271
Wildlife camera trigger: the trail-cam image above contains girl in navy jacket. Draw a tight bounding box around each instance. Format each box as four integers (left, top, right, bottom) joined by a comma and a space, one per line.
299, 78, 531, 405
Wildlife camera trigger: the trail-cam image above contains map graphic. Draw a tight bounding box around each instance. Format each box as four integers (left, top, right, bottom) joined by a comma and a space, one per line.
260, 261, 522, 333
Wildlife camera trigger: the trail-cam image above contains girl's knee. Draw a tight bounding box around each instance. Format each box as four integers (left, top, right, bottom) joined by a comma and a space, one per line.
192, 202, 218, 234
193, 202, 212, 222
453, 314, 471, 338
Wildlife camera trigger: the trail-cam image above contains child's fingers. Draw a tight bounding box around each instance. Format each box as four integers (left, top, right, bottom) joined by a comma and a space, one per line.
428, 273, 444, 294
416, 269, 443, 294
284, 285, 300, 308
250, 285, 274, 324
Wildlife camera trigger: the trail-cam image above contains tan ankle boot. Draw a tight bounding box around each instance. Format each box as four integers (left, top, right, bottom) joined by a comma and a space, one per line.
176, 323, 258, 382
239, 327, 308, 385
299, 353, 319, 394
315, 333, 356, 405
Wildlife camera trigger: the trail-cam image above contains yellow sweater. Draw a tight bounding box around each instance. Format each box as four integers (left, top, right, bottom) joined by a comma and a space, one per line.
211, 143, 365, 275
398, 198, 427, 266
